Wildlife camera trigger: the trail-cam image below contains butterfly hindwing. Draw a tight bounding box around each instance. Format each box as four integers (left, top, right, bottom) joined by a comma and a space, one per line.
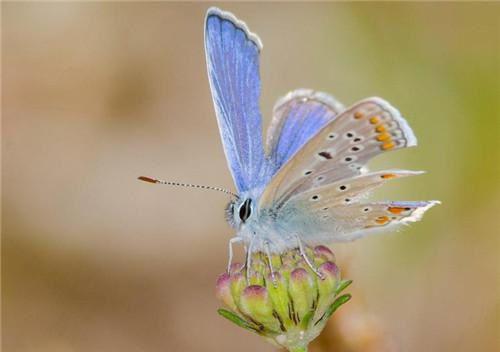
260, 97, 417, 207
323, 200, 440, 241
205, 8, 266, 192
285, 169, 425, 208
277, 199, 439, 244
275, 170, 435, 242
266, 89, 344, 172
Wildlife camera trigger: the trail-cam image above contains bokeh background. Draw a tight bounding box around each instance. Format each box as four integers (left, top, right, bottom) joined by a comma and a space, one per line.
3, 2, 499, 352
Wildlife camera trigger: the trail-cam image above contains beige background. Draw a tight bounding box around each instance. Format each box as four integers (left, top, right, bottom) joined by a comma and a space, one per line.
3, 2, 499, 352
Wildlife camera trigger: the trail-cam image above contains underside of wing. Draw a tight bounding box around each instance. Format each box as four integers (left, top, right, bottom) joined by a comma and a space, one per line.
205, 8, 266, 192
285, 169, 425, 207
266, 89, 344, 173
320, 200, 440, 242
279, 198, 439, 244
259, 97, 417, 207
276, 170, 434, 238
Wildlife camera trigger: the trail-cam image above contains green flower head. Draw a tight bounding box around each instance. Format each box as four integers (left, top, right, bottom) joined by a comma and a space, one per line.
216, 245, 352, 352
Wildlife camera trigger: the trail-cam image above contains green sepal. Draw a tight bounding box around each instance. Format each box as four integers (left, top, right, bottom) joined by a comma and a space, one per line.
335, 279, 353, 296
300, 309, 315, 330
323, 294, 351, 321
217, 308, 259, 333
267, 274, 293, 330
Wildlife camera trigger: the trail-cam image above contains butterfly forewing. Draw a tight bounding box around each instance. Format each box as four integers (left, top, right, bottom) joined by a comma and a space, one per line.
266, 89, 344, 172
259, 98, 417, 208
205, 8, 266, 192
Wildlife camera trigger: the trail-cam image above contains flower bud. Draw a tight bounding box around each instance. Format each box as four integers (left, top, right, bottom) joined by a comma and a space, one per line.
266, 272, 292, 329
316, 261, 340, 319
289, 268, 316, 321
239, 285, 281, 333
314, 245, 336, 264
229, 272, 246, 307
215, 272, 237, 311
215, 246, 351, 351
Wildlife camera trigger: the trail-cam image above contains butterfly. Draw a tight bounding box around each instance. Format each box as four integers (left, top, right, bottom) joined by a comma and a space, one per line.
142, 7, 439, 276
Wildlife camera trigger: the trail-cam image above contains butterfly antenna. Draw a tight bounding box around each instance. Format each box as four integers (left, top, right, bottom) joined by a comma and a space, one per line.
138, 176, 239, 199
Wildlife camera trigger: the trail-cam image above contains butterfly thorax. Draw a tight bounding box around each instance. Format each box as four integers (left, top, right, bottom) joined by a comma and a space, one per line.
225, 187, 298, 253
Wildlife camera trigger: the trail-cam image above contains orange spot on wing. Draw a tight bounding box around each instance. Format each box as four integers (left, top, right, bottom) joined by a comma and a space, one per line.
354, 111, 364, 119
381, 173, 397, 179
388, 207, 405, 214
369, 116, 379, 124
381, 142, 395, 150
376, 133, 391, 141
375, 216, 390, 224
375, 125, 386, 133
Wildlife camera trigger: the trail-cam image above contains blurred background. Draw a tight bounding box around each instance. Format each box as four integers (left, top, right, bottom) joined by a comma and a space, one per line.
3, 2, 499, 352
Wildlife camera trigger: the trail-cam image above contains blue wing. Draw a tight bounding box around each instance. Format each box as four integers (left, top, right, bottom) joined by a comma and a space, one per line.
205, 8, 266, 193
266, 90, 344, 173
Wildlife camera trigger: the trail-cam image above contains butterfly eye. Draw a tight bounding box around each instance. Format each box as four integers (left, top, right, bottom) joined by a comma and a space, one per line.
238, 199, 253, 223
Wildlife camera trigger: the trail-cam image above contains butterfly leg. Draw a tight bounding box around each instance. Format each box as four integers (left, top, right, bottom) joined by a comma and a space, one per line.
245, 236, 256, 283
264, 241, 278, 287
296, 235, 325, 280
227, 237, 243, 273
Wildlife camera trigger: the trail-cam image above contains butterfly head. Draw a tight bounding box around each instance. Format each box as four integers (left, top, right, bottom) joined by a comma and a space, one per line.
225, 197, 254, 229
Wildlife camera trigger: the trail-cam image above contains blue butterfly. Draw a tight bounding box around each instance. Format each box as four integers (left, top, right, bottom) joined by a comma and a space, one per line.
203, 7, 439, 274
142, 8, 439, 276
